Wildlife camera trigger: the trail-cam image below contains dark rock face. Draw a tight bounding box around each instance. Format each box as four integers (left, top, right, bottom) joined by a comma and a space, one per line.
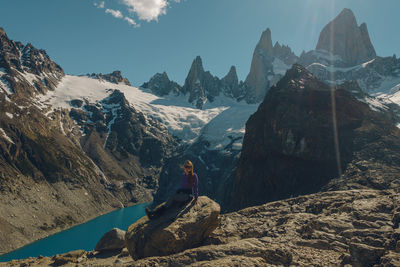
152, 139, 240, 212
88, 70, 131, 86
141, 72, 181, 96
315, 8, 376, 66
69, 90, 179, 204
231, 64, 400, 211
221, 66, 244, 100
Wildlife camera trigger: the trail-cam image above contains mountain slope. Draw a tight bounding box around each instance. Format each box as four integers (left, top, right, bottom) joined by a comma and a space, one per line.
0, 28, 181, 254
231, 64, 400, 211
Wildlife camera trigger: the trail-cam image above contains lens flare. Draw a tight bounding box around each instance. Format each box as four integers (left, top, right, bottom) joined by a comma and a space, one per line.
329, 0, 342, 177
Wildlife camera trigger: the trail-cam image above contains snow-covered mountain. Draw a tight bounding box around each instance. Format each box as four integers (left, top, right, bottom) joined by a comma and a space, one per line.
36, 74, 257, 148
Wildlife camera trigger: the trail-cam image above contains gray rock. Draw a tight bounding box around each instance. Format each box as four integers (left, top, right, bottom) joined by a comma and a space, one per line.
95, 228, 126, 253
141, 72, 181, 96
316, 8, 376, 66
125, 196, 220, 260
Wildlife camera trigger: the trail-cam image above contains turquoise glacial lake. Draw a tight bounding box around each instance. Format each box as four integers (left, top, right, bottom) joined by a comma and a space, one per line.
0, 202, 149, 262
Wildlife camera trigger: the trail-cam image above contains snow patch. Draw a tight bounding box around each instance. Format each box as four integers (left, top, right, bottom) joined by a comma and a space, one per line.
311, 49, 343, 62
361, 58, 375, 68
359, 96, 389, 112
199, 102, 258, 150
0, 78, 14, 94
22, 72, 40, 86
58, 120, 67, 135
272, 58, 290, 76
0, 128, 14, 144
5, 112, 13, 119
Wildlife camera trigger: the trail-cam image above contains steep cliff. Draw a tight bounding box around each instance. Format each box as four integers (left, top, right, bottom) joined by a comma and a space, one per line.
231, 64, 400, 210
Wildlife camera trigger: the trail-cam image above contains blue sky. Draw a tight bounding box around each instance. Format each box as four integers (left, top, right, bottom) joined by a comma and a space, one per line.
1, 0, 399, 86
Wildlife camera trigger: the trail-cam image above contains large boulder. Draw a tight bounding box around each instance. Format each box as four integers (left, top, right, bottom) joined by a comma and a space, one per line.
95, 228, 126, 253
125, 196, 221, 260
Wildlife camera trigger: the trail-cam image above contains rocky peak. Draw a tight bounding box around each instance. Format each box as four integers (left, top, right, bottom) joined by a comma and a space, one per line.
244, 28, 296, 103
0, 27, 64, 96
141, 71, 181, 96
182, 56, 221, 109
257, 28, 274, 57
88, 70, 130, 86
0, 27, 23, 72
222, 66, 238, 85
316, 8, 376, 66
273, 41, 298, 66
221, 65, 242, 99
21, 43, 64, 76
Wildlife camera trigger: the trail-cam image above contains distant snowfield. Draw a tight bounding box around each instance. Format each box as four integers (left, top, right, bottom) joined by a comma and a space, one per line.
36, 75, 258, 149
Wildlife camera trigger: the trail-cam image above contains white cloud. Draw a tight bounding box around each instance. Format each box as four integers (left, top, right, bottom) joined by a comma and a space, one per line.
105, 8, 124, 19
124, 17, 140, 27
94, 1, 105, 8
121, 0, 168, 22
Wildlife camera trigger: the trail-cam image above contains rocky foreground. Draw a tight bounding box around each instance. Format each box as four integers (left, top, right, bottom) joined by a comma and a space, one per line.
2, 189, 400, 266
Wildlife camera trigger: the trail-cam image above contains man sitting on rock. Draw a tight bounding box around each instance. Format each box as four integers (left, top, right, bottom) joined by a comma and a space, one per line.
146, 160, 198, 220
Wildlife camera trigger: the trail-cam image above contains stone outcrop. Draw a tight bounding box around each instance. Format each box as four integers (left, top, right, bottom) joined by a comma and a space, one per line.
125, 196, 220, 260
95, 228, 126, 253
141, 72, 181, 96
8, 189, 400, 266
231, 64, 400, 211
88, 70, 131, 86
316, 8, 376, 66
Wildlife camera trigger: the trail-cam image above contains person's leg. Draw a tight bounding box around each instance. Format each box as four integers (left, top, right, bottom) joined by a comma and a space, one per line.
146, 193, 179, 219
146, 192, 192, 219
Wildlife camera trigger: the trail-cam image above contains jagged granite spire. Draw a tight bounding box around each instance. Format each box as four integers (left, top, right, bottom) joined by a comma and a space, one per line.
316, 8, 376, 66
141, 71, 181, 96
0, 27, 64, 95
221, 65, 241, 98
245, 28, 275, 103
182, 56, 220, 109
